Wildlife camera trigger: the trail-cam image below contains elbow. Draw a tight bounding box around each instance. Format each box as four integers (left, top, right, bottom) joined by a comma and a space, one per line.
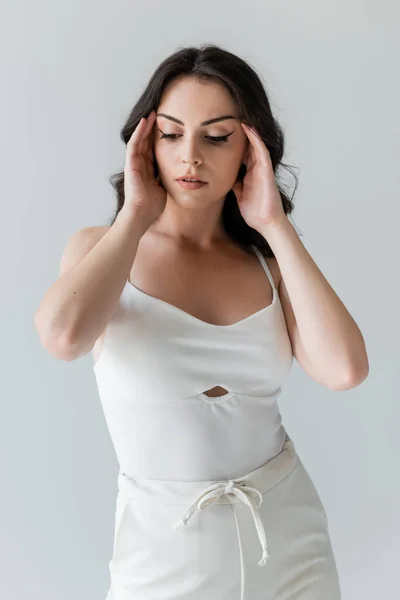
52, 335, 82, 362
35, 314, 80, 362
328, 361, 370, 391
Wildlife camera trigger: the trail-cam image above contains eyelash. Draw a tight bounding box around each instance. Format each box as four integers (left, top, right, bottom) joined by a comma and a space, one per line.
159, 133, 231, 144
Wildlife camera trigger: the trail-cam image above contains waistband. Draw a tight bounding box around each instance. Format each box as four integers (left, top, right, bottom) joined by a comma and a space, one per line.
117, 434, 298, 568
117, 433, 298, 506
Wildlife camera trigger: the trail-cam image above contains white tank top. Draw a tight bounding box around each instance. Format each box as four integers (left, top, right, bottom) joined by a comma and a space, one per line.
93, 244, 293, 481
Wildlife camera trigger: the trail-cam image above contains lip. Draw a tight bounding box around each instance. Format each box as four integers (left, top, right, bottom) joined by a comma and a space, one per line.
177, 180, 208, 190
176, 175, 207, 183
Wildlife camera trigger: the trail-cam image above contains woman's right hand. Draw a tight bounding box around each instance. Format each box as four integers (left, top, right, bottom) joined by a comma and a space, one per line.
122, 111, 167, 227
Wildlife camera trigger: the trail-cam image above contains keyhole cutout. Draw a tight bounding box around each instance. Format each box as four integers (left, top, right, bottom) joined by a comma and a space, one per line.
201, 386, 229, 398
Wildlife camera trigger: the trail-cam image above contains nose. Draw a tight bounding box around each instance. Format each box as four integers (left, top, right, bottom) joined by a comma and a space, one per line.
181, 138, 202, 166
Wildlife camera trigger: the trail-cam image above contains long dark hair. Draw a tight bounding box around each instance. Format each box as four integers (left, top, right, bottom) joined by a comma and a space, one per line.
108, 43, 301, 258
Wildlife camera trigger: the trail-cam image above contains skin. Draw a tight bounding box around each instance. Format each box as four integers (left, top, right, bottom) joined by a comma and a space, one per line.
91, 76, 281, 397
91, 76, 368, 391
149, 75, 250, 250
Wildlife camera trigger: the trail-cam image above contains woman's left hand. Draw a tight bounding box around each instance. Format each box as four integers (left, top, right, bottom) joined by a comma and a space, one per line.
232, 123, 286, 232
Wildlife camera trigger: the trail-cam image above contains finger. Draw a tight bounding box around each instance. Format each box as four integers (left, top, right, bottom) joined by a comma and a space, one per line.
142, 111, 157, 160
241, 122, 262, 139
126, 117, 147, 164
241, 123, 269, 165
139, 111, 156, 156
241, 132, 255, 170
240, 123, 256, 159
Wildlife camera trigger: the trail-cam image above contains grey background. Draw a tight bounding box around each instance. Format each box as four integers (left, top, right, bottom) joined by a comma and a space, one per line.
1, 0, 399, 598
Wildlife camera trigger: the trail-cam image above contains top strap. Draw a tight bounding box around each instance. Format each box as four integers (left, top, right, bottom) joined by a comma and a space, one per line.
251, 245, 276, 291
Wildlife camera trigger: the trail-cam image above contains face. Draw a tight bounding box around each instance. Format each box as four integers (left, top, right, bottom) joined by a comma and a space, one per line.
153, 76, 249, 206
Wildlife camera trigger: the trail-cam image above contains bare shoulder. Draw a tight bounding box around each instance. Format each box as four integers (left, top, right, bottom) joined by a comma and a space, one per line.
89, 225, 111, 244
85, 225, 110, 241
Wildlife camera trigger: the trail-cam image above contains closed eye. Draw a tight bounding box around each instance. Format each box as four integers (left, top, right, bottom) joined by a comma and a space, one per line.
159, 132, 233, 144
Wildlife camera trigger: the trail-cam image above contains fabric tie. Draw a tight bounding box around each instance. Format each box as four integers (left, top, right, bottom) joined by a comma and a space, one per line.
172, 479, 271, 566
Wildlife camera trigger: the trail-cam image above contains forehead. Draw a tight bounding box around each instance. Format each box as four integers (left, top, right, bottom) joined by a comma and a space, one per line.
157, 76, 238, 119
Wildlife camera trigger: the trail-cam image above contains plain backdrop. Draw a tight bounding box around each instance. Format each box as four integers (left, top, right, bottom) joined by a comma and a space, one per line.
1, 1, 399, 598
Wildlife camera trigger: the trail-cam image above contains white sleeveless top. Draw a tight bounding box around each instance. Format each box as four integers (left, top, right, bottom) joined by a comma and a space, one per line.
93, 245, 293, 481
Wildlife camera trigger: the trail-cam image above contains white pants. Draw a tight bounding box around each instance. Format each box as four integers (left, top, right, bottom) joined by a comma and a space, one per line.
105, 435, 341, 599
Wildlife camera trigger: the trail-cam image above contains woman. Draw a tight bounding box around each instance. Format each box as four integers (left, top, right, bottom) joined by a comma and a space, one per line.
35, 44, 368, 599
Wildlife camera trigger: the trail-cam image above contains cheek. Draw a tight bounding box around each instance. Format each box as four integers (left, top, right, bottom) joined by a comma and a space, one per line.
224, 147, 245, 172
153, 141, 165, 162
153, 144, 172, 175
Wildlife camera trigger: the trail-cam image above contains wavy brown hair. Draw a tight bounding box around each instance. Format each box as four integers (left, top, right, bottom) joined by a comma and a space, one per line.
108, 43, 301, 257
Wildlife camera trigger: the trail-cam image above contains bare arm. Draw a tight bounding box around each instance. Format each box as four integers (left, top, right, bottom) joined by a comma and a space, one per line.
34, 208, 150, 361
35, 110, 165, 362
261, 216, 369, 390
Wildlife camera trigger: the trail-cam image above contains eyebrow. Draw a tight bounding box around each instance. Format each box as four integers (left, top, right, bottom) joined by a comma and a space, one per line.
156, 113, 238, 127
